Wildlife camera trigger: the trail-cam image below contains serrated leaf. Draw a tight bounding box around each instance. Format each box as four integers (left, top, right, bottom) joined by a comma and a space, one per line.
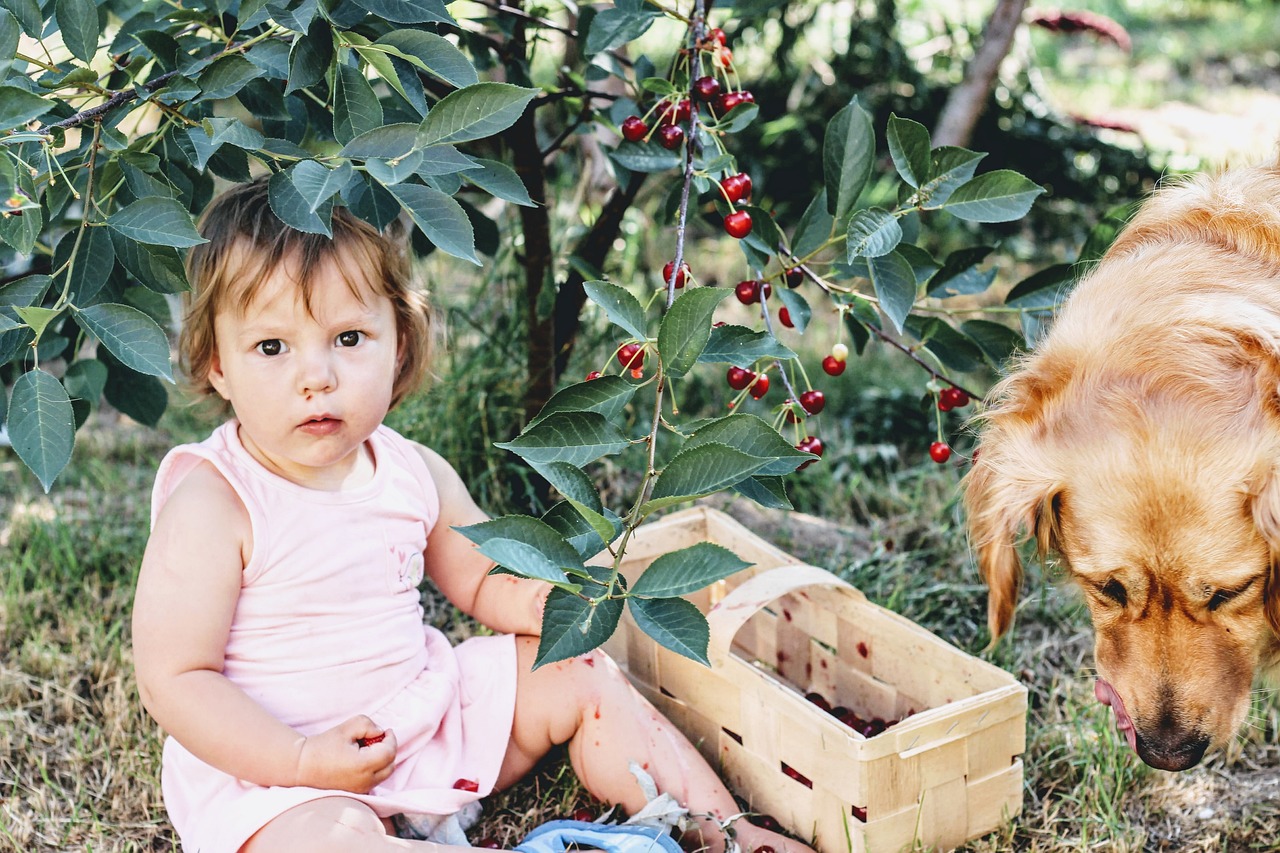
846, 207, 903, 260
52, 225, 115, 304
775, 287, 811, 334
641, 442, 768, 515
868, 250, 916, 334
415, 82, 538, 147
792, 189, 833, 260
1, 0, 39, 37
9, 369, 74, 491
373, 30, 477, 88
73, 303, 173, 381
202, 116, 266, 150
731, 476, 792, 510
944, 170, 1045, 223
55, 0, 98, 63
529, 375, 636, 428
631, 542, 751, 598
682, 413, 813, 477
197, 54, 263, 101
288, 160, 354, 214
0, 85, 54, 130
337, 122, 417, 160
823, 97, 874, 224
110, 233, 188, 294
267, 166, 334, 237
414, 145, 480, 177
385, 182, 478, 265
348, 0, 454, 24
543, 501, 623, 562
585, 0, 659, 55
455, 515, 585, 584
536, 586, 623, 668
583, 280, 648, 342
461, 158, 534, 207
0, 11, 19, 80
886, 114, 931, 188
629, 597, 709, 666
697, 324, 796, 367
961, 318, 1025, 366
333, 62, 384, 144
904, 316, 987, 374
106, 198, 207, 248
0, 274, 51, 309
497, 411, 629, 467
608, 141, 682, 174
658, 287, 729, 379
63, 357, 107, 402
918, 146, 985, 209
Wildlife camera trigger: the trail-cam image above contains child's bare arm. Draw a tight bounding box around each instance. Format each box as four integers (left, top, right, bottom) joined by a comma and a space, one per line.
132, 462, 395, 792
415, 444, 550, 636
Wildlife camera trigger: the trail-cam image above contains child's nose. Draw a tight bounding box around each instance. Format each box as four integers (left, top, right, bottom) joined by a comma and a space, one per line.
298, 351, 337, 395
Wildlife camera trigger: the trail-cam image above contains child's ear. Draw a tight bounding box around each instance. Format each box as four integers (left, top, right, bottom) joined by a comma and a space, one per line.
207, 353, 231, 401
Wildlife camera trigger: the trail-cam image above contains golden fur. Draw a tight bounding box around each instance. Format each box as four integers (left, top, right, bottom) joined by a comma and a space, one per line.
963, 160, 1280, 770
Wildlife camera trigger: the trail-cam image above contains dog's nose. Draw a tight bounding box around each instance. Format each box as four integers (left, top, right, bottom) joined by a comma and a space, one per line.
1134, 730, 1210, 771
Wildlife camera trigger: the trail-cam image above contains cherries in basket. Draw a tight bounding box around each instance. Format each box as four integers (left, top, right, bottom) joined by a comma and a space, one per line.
804, 692, 902, 737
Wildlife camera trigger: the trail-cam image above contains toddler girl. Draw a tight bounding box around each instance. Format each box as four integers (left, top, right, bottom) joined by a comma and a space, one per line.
131, 178, 816, 853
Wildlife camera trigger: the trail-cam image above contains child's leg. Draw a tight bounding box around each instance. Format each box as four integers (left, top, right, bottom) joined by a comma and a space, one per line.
495, 638, 815, 853
240, 797, 463, 852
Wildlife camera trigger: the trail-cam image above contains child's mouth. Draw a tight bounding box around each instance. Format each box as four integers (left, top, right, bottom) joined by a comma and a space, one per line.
299, 416, 341, 435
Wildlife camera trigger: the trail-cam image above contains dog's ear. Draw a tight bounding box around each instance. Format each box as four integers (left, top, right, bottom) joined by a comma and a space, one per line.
1249, 467, 1280, 636
962, 440, 1062, 645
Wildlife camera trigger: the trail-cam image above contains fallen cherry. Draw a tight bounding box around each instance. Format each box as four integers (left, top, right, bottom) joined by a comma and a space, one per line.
453, 778, 480, 792
804, 691, 831, 712
572, 807, 595, 822
852, 806, 868, 823
620, 116, 647, 142
929, 441, 952, 464
822, 355, 846, 376
476, 837, 502, 848
753, 847, 776, 853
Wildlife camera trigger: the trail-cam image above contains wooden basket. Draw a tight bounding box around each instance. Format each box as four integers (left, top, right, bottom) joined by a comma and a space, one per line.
600, 506, 1026, 853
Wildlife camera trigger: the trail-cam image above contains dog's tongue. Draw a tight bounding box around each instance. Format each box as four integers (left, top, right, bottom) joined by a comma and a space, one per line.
1095, 678, 1138, 751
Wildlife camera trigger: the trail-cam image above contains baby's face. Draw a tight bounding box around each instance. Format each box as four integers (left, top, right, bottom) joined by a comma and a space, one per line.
207, 252, 400, 488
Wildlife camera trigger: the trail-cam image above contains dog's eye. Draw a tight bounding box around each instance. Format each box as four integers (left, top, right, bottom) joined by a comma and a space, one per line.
1208, 589, 1233, 611
1101, 579, 1128, 606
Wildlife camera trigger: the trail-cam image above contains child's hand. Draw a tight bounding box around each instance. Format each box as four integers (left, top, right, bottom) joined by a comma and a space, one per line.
295, 715, 397, 793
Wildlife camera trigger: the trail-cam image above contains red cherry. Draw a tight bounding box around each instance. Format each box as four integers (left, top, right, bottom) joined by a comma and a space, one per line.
799, 390, 825, 414
779, 307, 793, 328
735, 280, 760, 304
941, 387, 970, 409
718, 47, 734, 68
852, 806, 868, 823
739, 89, 754, 103
929, 441, 952, 464
620, 116, 647, 142
821, 355, 846, 376
356, 732, 386, 747
797, 437, 823, 469
662, 260, 690, 289
784, 267, 804, 288
585, 370, 601, 381
804, 691, 831, 711
477, 838, 502, 849
572, 808, 595, 822
937, 395, 953, 412
724, 210, 753, 239
706, 27, 726, 46
727, 366, 755, 390
726, 172, 752, 202
657, 124, 684, 150
749, 374, 770, 399
754, 847, 777, 853
452, 778, 480, 793
783, 401, 801, 424
617, 343, 644, 370
716, 91, 749, 114
692, 75, 722, 102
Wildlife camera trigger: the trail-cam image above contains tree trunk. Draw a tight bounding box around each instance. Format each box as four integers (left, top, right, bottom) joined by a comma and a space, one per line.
932, 0, 1028, 148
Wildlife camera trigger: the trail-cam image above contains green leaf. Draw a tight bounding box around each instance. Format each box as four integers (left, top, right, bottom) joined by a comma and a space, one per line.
904, 316, 987, 374
52, 225, 115, 304
529, 375, 637, 428
846, 207, 902, 260
0, 274, 51, 308
333, 63, 384, 144
386, 182, 478, 265
918, 146, 985, 209
631, 542, 751, 598
286, 20, 333, 96
944, 170, 1045, 223
583, 280, 648, 342
73, 303, 173, 381
697, 324, 796, 367
338, 122, 417, 160
868, 250, 916, 334
197, 54, 264, 101
629, 597, 709, 666
13, 305, 61, 341
1, 0, 39, 37
287, 160, 354, 214
1005, 263, 1074, 309
731, 476, 792, 510
536, 585, 624, 668
775, 287, 811, 334
454, 515, 584, 584
791, 189, 833, 260
496, 411, 629, 467
1078, 201, 1138, 265
8, 369, 74, 491
608, 141, 682, 174
886, 114, 931, 188
348, 0, 454, 25
961, 318, 1025, 366
373, 30, 478, 88
461, 158, 534, 207
822, 97, 874, 224
55, 0, 98, 63
415, 82, 538, 147
63, 357, 107, 402
641, 442, 768, 515
110, 233, 189, 294
681, 413, 813, 476
658, 287, 729, 379
0, 85, 54, 130
0, 11, 19, 80
106, 197, 208, 248
585, 0, 659, 55
926, 245, 996, 298
530, 461, 614, 545
102, 355, 167, 426
202, 116, 266, 151
542, 501, 622, 562
415, 145, 480, 177
268, 166, 335, 237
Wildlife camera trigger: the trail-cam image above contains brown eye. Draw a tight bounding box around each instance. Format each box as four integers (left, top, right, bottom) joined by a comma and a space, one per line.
337, 331, 364, 347
1101, 579, 1128, 607
256, 339, 284, 356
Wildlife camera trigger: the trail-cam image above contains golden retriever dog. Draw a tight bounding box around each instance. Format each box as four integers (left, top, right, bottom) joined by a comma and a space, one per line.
963, 159, 1280, 771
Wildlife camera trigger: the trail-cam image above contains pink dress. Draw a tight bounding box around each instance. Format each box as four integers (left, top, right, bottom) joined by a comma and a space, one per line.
150, 421, 518, 852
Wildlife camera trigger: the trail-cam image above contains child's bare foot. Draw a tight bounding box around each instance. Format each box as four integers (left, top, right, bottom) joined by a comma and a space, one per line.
730, 823, 817, 853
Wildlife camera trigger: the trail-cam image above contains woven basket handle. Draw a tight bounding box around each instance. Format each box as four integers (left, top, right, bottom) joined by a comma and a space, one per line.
705, 564, 868, 667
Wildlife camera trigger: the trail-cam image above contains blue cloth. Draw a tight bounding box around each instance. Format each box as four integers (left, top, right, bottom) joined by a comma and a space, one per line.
514, 820, 683, 853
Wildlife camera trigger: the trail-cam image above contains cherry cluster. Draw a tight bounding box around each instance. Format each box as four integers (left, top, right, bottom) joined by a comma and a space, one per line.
928, 385, 971, 464
803, 691, 905, 738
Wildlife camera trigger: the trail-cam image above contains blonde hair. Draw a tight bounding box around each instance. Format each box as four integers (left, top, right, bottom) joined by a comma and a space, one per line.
180, 177, 433, 409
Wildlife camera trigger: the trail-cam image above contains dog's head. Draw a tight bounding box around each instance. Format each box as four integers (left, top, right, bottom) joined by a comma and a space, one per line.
964, 170, 1280, 769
